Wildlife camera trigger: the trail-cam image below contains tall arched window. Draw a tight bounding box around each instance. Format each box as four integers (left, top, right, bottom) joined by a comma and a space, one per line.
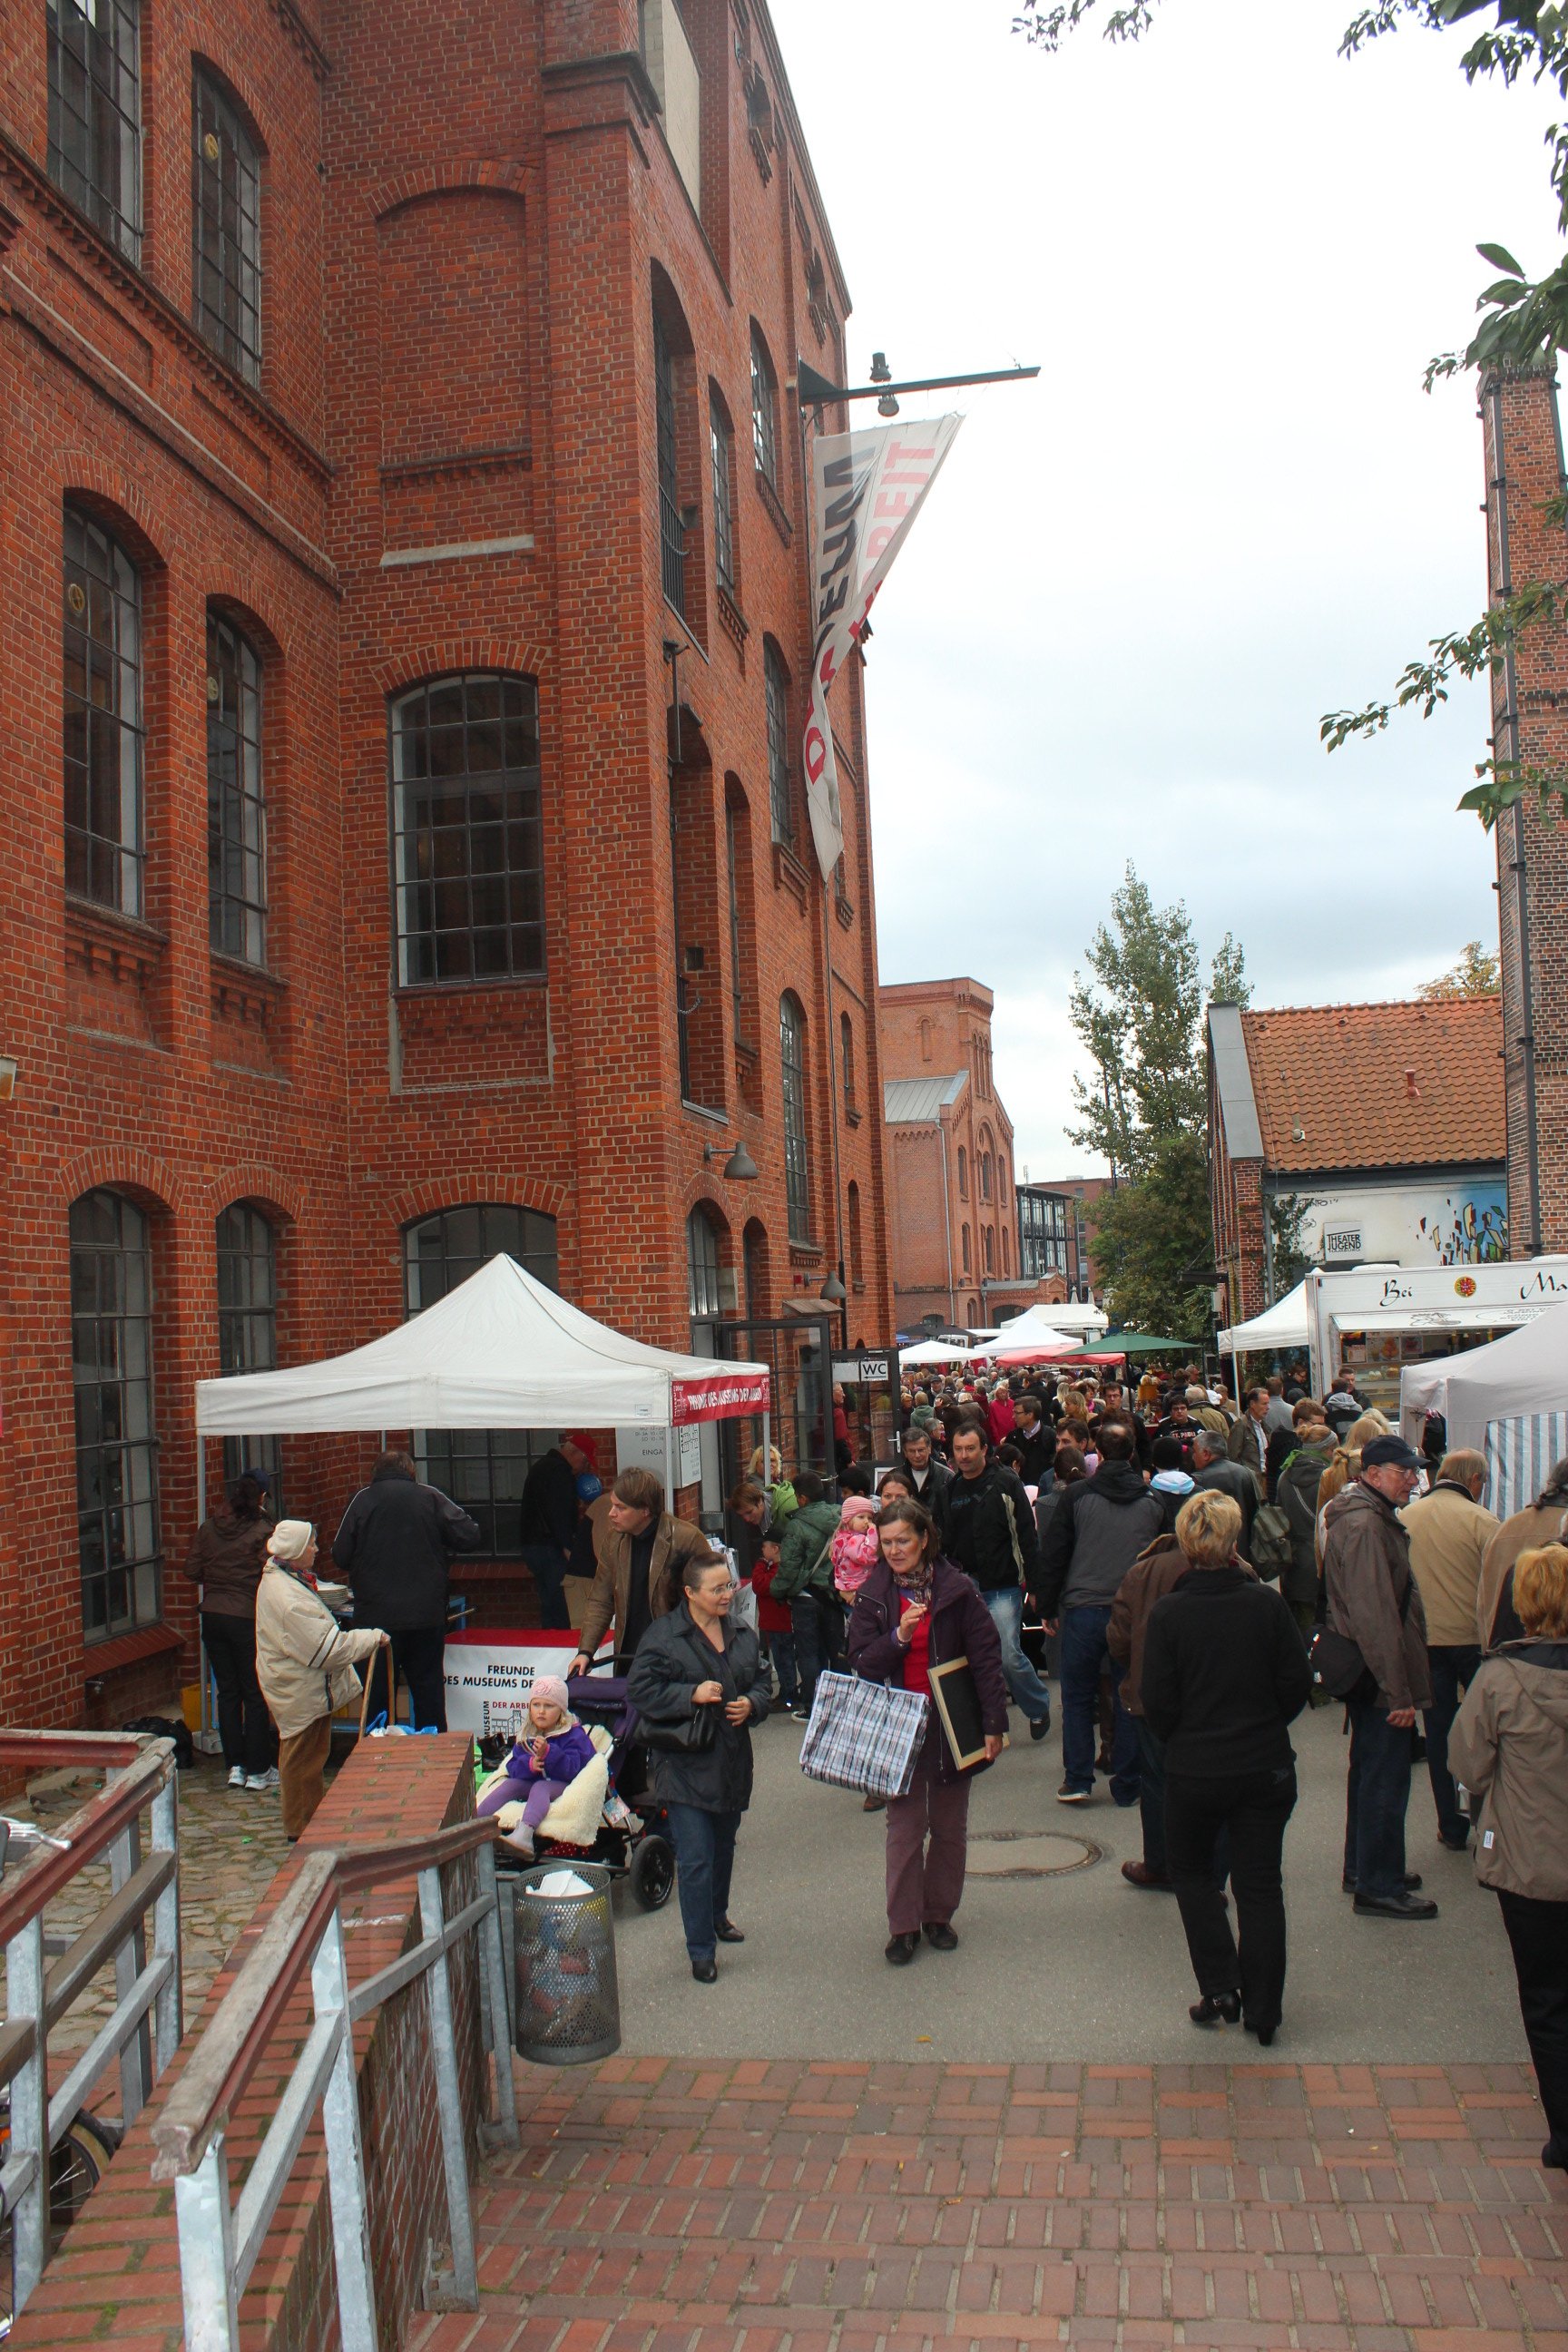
779, 993, 809, 1242
653, 307, 685, 616
390, 672, 544, 985
750, 325, 778, 485
710, 389, 736, 596
217, 1200, 279, 1494
208, 609, 267, 964
191, 67, 262, 381
961, 1222, 971, 1272
48, 0, 142, 260
764, 642, 792, 847
839, 1013, 857, 1115
71, 1189, 161, 1638
687, 1205, 723, 1318
984, 1225, 994, 1274
847, 1181, 863, 1291
404, 1205, 558, 1553
956, 1146, 968, 1200
64, 505, 143, 915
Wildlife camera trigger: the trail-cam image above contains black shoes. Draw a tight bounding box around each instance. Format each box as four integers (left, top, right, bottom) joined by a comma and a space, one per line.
924, 1921, 958, 1951
1245, 2017, 1279, 2047
1190, 1992, 1241, 2027
1030, 1713, 1052, 1742
714, 1918, 745, 1943
691, 1957, 718, 1983
885, 1931, 920, 1966
1353, 1887, 1438, 1919
863, 1792, 887, 1812
1544, 2138, 1567, 2170
1342, 1870, 1422, 1894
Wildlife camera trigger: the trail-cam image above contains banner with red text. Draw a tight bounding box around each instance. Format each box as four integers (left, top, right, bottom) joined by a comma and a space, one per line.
803, 414, 964, 880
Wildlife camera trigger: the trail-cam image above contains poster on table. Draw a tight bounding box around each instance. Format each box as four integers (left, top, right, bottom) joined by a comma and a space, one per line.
443, 1630, 613, 1740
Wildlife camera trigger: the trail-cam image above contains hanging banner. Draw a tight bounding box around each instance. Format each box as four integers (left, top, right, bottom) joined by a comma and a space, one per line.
803, 414, 964, 879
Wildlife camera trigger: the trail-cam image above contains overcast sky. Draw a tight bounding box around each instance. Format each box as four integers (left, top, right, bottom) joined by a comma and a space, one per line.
769, 0, 1558, 1175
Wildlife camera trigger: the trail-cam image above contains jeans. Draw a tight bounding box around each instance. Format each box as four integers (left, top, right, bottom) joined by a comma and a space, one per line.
765, 1630, 799, 1708
983, 1588, 1052, 1726
1059, 1604, 1139, 1803
1424, 1643, 1481, 1845
521, 1543, 573, 1631
362, 1623, 448, 1731
664, 1801, 741, 1965
791, 1590, 847, 1709
884, 1736, 971, 1934
1167, 1765, 1298, 2032
1495, 1889, 1568, 2161
201, 1612, 276, 1775
1343, 1695, 1416, 1898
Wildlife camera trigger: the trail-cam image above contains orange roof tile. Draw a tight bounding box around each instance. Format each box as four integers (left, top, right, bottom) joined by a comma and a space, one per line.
1240, 996, 1504, 1174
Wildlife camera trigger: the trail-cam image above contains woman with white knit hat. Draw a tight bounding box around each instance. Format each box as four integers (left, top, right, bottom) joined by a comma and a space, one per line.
255, 1520, 388, 1838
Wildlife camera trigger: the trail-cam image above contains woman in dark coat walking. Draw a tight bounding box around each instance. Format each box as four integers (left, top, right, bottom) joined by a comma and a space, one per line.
1142, 1489, 1311, 2044
626, 1550, 772, 1982
848, 1498, 1008, 1965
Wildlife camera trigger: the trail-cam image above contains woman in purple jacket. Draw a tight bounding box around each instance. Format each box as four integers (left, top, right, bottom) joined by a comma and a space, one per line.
848, 1499, 1008, 1965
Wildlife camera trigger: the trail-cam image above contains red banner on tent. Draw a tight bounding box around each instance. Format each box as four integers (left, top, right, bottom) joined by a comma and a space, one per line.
670, 1369, 771, 1424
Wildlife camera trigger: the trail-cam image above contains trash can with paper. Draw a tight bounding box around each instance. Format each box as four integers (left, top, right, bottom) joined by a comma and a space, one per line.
510, 1860, 621, 2065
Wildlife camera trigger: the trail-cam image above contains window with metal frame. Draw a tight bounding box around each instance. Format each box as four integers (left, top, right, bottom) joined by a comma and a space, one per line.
780, 993, 809, 1242
687, 1207, 723, 1319
984, 1225, 994, 1274
847, 1181, 863, 1291
957, 1146, 968, 1200
839, 1012, 856, 1114
47, 0, 142, 260
71, 1189, 162, 1641
207, 611, 267, 965
725, 799, 746, 1048
64, 505, 144, 915
750, 327, 778, 485
404, 1205, 559, 1555
961, 1223, 971, 1272
764, 644, 792, 847
216, 1200, 280, 1500
191, 68, 262, 383
710, 396, 736, 596
391, 672, 544, 985
653, 310, 685, 617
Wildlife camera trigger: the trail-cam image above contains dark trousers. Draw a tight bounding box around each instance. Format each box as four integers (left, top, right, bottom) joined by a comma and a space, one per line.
201, 1612, 276, 1775
664, 1801, 740, 1965
1424, 1643, 1481, 1845
1059, 1604, 1139, 1803
1135, 1717, 1229, 1881
1344, 1696, 1415, 1898
765, 1630, 799, 1707
884, 1736, 971, 1935
521, 1543, 573, 1631
1167, 1764, 1297, 2031
363, 1623, 447, 1731
1496, 1889, 1568, 2161
791, 1590, 847, 1709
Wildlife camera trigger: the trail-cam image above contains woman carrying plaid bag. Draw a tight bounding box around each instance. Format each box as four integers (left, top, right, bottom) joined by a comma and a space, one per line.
848, 1499, 1008, 1965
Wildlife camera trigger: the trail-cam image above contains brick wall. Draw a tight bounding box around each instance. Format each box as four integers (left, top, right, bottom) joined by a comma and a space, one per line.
879, 977, 1018, 1326
8, 1732, 487, 2352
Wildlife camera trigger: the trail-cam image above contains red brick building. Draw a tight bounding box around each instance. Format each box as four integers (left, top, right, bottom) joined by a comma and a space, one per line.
879, 977, 1016, 1329
0, 0, 892, 1729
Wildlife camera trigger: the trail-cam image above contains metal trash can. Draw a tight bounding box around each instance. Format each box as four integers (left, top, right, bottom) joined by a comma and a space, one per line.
509, 1860, 621, 2066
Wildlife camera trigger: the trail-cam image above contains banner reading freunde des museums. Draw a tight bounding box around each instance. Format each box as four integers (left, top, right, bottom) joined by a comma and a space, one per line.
803, 413, 964, 880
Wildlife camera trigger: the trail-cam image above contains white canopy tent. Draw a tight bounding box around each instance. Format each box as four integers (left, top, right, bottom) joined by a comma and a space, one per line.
194, 1252, 772, 1514
1216, 1280, 1311, 1357
1399, 1298, 1568, 1521
996, 1302, 1108, 1348
898, 1338, 978, 1367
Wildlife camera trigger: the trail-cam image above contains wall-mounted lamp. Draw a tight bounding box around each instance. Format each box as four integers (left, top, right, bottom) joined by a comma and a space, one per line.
820, 1270, 848, 1304
703, 1139, 760, 1181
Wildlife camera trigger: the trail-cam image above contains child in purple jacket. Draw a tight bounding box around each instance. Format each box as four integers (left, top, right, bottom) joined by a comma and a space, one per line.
477, 1675, 596, 1855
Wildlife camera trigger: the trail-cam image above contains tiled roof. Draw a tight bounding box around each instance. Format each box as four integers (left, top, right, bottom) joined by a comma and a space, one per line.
884, 1073, 967, 1123
1238, 997, 1504, 1173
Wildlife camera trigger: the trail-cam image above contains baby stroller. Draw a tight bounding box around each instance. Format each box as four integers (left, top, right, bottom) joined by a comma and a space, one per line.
479, 1676, 675, 1911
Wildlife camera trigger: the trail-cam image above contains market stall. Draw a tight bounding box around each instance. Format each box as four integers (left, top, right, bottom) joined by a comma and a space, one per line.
897, 1338, 977, 1368
1400, 1298, 1568, 1522
1305, 1258, 1568, 1419
1217, 1279, 1312, 1396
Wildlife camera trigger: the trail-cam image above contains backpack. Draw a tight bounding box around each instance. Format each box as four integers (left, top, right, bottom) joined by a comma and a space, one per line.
829, 1518, 881, 1597
1248, 1503, 1293, 1583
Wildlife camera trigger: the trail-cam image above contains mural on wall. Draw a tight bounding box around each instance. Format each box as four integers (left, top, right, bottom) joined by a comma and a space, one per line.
1413, 1185, 1508, 1267
1291, 1181, 1509, 1270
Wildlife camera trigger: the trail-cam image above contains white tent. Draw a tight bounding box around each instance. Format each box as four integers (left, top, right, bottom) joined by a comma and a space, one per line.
1217, 1280, 1311, 1356
1400, 1298, 1568, 1520
898, 1338, 977, 1367
997, 1302, 1107, 1347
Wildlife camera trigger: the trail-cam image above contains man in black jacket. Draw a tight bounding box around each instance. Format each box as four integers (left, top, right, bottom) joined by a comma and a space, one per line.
1190, 1426, 1259, 1553
938, 1420, 1053, 1739
332, 1450, 481, 1730
1039, 1420, 1169, 1804
1011, 1395, 1056, 1492
899, 1426, 951, 1518
517, 1433, 595, 1629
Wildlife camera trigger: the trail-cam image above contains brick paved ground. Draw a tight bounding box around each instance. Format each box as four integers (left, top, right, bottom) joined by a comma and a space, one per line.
414, 2054, 1568, 2352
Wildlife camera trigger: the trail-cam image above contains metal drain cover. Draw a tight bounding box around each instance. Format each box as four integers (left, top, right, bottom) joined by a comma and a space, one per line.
965, 1829, 1103, 1878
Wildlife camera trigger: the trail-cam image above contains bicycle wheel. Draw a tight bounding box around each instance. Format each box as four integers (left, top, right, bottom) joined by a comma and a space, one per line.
0, 2110, 113, 2338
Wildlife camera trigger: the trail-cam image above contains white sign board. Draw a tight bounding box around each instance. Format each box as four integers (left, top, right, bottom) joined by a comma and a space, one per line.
615, 1422, 701, 1486
443, 1631, 613, 1739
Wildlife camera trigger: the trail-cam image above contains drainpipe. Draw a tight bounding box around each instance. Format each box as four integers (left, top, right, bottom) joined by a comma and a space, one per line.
1486, 369, 1544, 1255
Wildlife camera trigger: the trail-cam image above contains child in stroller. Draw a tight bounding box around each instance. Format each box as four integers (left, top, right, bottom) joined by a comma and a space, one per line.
477, 1674, 676, 1909
475, 1675, 595, 1858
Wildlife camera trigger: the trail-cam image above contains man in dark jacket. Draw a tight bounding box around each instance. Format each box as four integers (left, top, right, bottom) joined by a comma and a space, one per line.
773, 1471, 845, 1716
517, 1433, 595, 1629
1190, 1426, 1259, 1553
1011, 1395, 1056, 1492
332, 1450, 481, 1730
1274, 1421, 1336, 1636
938, 1420, 1052, 1740
1039, 1419, 1168, 1804
899, 1425, 951, 1518
1154, 1396, 1199, 1471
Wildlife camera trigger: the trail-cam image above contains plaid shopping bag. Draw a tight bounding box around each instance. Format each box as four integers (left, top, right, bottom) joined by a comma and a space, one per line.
799, 1671, 929, 1800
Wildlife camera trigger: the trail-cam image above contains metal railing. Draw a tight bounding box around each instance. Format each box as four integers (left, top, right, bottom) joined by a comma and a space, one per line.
150, 1816, 518, 2352
0, 1730, 181, 2322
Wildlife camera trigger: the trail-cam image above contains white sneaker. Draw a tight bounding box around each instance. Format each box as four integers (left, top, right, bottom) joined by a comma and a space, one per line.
260, 1766, 279, 1788
243, 1771, 272, 1792
227, 1765, 247, 1789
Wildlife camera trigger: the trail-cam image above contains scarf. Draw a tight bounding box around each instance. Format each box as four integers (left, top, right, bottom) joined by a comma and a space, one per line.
893, 1552, 936, 1607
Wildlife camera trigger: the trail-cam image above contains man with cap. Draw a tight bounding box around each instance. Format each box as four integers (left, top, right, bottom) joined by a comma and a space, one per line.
518, 1433, 598, 1630
1320, 1434, 1437, 1919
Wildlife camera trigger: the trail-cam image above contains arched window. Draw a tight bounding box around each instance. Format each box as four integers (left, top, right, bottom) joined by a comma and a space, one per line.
779, 993, 809, 1242
687, 1205, 723, 1318
979, 1144, 993, 1203
918, 1017, 932, 1063
64, 505, 143, 915
1001, 1224, 1011, 1278
750, 325, 778, 485
390, 672, 544, 985
208, 609, 267, 965
847, 1181, 863, 1291
404, 1205, 559, 1553
764, 642, 792, 846
839, 1012, 856, 1115
48, 0, 142, 260
961, 1222, 971, 1272
191, 67, 262, 381
984, 1225, 994, 1274
217, 1200, 279, 1494
710, 389, 735, 596
956, 1146, 967, 1201
653, 306, 685, 615
71, 1189, 161, 1638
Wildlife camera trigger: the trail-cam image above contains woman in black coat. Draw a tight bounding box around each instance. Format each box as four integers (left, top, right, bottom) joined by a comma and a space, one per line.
626, 1550, 772, 1982
1141, 1489, 1311, 2044
848, 1498, 1008, 1965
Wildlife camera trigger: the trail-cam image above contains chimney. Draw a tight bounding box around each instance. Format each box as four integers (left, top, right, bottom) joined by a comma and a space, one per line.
1405, 1066, 1419, 1102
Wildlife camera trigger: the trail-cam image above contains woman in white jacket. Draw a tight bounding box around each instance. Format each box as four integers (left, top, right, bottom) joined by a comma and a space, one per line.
255, 1521, 387, 1838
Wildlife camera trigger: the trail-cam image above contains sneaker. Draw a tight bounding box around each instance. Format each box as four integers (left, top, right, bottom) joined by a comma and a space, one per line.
790, 1707, 812, 1723
1056, 1782, 1090, 1804
260, 1766, 279, 1789
1030, 1712, 1053, 1742
243, 1771, 272, 1792
226, 1765, 247, 1789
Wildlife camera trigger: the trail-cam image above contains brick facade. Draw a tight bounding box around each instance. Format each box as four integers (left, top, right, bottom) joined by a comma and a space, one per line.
878, 977, 1015, 1330
0, 0, 893, 1730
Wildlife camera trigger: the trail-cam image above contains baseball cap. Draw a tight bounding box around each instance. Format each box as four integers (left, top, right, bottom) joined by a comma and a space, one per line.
1361, 1434, 1422, 1471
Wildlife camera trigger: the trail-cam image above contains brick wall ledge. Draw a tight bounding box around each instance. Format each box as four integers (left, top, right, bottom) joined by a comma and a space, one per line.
81, 1622, 183, 1677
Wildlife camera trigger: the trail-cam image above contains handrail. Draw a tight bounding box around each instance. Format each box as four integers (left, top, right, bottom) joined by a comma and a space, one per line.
0, 1743, 173, 1948
150, 1816, 502, 2181
0, 1730, 146, 1772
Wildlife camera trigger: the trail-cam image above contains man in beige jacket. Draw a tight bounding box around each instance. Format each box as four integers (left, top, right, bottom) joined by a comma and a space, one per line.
568, 1467, 719, 1674
1477, 1460, 1568, 1651
1400, 1450, 1499, 1852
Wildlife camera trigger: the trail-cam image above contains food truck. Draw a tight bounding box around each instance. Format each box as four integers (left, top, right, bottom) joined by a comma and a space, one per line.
1305, 1258, 1568, 1419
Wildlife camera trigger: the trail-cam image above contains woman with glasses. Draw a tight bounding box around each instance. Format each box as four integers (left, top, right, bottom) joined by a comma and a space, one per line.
627, 1550, 772, 1982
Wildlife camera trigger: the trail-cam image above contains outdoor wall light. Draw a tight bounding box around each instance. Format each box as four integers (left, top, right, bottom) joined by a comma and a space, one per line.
704, 1139, 760, 1181
820, 1270, 848, 1304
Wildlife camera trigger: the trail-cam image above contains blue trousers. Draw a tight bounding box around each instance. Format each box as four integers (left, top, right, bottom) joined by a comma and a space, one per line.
766, 1630, 799, 1707
1343, 1696, 1416, 1899
664, 1802, 741, 1965
791, 1590, 846, 1708
1059, 1604, 1139, 1803
1424, 1643, 1481, 1847
983, 1588, 1052, 1726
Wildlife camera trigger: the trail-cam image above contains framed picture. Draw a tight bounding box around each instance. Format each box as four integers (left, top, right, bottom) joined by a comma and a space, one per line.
927, 1656, 989, 1771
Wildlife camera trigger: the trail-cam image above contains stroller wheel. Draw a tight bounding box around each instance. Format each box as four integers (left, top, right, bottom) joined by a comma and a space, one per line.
629, 1833, 675, 1911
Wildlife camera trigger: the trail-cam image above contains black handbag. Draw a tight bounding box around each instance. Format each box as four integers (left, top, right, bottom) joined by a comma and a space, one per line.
1308, 1572, 1414, 1701
637, 1704, 719, 1754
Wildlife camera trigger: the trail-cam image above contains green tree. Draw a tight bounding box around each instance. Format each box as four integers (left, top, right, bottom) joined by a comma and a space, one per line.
1210, 930, 1251, 1008
1418, 939, 1502, 995
1089, 1130, 1215, 1339
1269, 1191, 1316, 1292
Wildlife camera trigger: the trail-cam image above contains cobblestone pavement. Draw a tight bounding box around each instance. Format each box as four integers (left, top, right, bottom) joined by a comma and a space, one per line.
5, 1754, 290, 2059
414, 2053, 1568, 2352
